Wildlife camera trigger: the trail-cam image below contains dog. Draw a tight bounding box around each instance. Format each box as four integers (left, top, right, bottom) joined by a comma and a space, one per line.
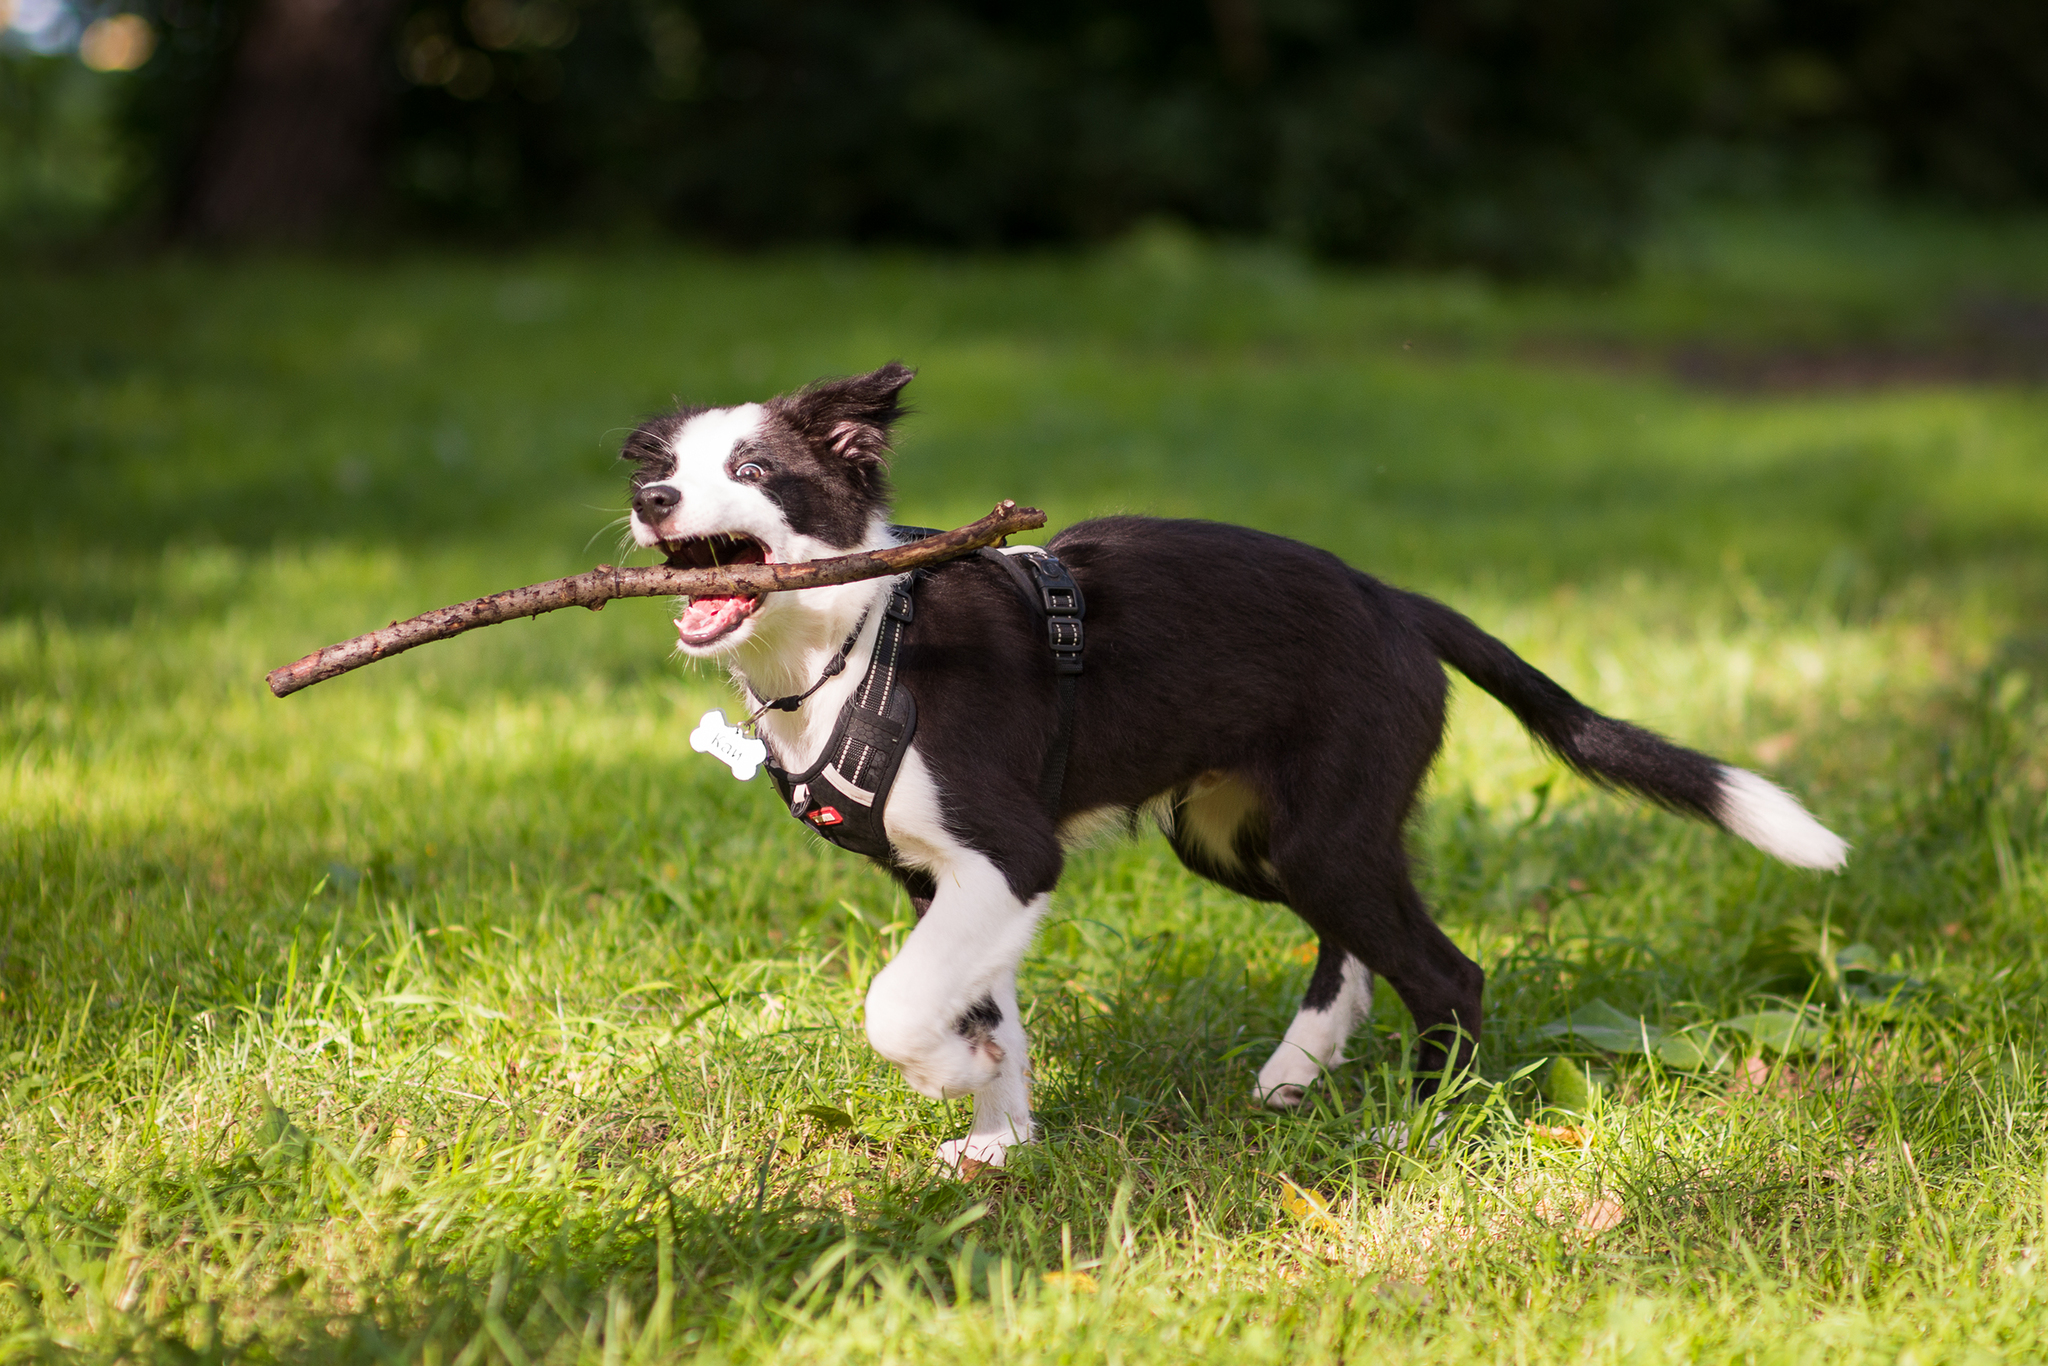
623, 362, 1848, 1172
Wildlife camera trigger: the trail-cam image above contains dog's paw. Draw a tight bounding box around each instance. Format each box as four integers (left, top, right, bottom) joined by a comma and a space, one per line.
937, 1131, 1021, 1177
1255, 1081, 1308, 1110
1254, 1052, 1322, 1110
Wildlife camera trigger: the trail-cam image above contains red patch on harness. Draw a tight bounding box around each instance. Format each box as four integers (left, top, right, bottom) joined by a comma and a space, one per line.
807, 806, 845, 827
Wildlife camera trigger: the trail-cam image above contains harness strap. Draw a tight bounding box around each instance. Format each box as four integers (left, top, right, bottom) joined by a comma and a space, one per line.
977, 547, 1085, 816
1043, 674, 1079, 816
761, 573, 923, 862
761, 535, 1086, 866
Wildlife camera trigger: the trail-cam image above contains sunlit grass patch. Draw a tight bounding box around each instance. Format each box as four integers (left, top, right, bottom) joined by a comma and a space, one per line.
4, 208, 2048, 1361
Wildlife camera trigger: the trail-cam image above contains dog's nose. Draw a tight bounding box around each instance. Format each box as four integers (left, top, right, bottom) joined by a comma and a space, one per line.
633, 484, 679, 524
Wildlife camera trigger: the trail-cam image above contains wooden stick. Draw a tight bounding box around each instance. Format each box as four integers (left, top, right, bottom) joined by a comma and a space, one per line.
266, 500, 1046, 698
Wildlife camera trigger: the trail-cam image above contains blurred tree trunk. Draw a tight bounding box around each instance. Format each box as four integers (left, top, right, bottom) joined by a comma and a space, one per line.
1208, 0, 1267, 85
180, 0, 406, 241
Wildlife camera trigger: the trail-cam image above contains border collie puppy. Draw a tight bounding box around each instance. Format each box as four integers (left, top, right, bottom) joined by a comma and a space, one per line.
624, 363, 1848, 1172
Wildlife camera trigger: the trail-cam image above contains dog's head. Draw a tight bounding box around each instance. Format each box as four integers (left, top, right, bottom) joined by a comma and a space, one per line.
623, 362, 914, 656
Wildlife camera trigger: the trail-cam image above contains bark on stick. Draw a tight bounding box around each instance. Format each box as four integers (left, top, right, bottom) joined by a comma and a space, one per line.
266, 500, 1046, 698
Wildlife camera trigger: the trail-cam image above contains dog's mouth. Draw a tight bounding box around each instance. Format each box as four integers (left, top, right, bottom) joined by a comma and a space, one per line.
664, 532, 770, 648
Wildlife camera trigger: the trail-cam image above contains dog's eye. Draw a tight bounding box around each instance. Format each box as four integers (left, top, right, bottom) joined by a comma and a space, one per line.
735, 462, 765, 481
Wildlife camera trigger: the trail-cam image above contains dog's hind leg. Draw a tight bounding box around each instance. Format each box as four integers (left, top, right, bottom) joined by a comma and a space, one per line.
1264, 813, 1483, 1099
1158, 773, 1380, 1109
1255, 940, 1374, 1109
861, 850, 1043, 1172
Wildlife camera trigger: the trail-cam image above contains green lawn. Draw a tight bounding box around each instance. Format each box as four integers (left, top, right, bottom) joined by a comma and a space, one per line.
4, 206, 2048, 1363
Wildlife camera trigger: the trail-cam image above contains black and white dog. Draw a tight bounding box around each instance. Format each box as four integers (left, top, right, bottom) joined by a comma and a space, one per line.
624, 363, 1848, 1172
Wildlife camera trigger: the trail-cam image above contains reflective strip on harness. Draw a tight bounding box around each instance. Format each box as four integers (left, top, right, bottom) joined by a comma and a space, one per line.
817, 765, 877, 807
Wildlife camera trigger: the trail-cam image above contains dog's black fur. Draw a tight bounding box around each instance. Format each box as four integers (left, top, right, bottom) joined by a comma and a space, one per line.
889, 515, 1763, 1081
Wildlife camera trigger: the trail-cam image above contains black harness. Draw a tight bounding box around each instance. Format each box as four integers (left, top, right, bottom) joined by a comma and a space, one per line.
761, 540, 1085, 864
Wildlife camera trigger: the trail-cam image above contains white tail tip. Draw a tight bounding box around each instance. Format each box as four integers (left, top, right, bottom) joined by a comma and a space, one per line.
1715, 767, 1849, 870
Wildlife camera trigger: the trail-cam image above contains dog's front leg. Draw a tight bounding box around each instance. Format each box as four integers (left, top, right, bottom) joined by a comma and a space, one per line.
935, 963, 1032, 1173
862, 853, 1043, 1173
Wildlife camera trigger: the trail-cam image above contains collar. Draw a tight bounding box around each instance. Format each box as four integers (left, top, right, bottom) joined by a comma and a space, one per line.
745, 607, 872, 724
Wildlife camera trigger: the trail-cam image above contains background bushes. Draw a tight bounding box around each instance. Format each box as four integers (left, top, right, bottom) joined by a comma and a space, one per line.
14, 0, 2048, 272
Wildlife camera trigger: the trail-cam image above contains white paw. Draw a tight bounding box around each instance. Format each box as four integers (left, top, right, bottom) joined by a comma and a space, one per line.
1255, 1081, 1308, 1110
1254, 1048, 1324, 1110
937, 1129, 1025, 1177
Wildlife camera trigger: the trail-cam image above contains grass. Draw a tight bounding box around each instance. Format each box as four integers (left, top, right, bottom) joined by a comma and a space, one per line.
3, 203, 2048, 1363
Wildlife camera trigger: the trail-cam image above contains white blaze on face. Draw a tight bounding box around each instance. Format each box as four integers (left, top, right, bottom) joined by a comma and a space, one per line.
630, 404, 774, 550
629, 404, 791, 653
626, 402, 894, 662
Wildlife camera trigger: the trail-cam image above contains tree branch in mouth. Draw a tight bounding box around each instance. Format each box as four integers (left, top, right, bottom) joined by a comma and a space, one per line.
266, 500, 1047, 697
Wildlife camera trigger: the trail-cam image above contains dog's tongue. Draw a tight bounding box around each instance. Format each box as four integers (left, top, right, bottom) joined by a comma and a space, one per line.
675, 595, 752, 645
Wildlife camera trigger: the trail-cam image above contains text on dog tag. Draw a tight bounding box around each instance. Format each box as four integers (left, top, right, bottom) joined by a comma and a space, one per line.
690, 709, 768, 781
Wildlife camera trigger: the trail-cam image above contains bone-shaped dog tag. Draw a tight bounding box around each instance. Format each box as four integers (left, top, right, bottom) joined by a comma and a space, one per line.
690, 709, 767, 781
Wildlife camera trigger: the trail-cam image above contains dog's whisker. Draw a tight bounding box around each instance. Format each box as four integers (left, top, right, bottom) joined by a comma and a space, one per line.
584, 513, 635, 555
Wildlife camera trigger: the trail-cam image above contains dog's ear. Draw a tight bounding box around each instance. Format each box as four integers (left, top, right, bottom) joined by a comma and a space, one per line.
770, 362, 915, 470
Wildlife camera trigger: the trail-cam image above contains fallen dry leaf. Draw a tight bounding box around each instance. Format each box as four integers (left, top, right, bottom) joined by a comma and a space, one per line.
1275, 1173, 1344, 1234
1041, 1270, 1098, 1292
1577, 1196, 1627, 1234
1731, 1055, 1773, 1092
1526, 1122, 1590, 1147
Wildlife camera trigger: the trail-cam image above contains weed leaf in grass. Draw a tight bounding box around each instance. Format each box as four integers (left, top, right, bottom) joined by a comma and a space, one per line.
1743, 917, 1828, 995
1652, 1032, 1727, 1071
1542, 1056, 1601, 1113
1831, 944, 1934, 1017
798, 1104, 856, 1131
1536, 999, 1663, 1054
1537, 1001, 1731, 1072
1844, 975, 1929, 1016
1719, 1010, 1829, 1053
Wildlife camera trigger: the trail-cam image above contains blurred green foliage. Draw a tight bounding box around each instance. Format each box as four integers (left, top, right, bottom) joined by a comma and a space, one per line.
360, 0, 1715, 274
6, 0, 2048, 272
0, 47, 131, 242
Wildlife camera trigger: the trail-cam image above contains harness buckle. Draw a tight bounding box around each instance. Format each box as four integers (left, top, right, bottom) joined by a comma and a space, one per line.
1024, 557, 1080, 617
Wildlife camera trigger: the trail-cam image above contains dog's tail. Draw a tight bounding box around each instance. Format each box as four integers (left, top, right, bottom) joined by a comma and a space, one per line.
1398, 589, 1848, 870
